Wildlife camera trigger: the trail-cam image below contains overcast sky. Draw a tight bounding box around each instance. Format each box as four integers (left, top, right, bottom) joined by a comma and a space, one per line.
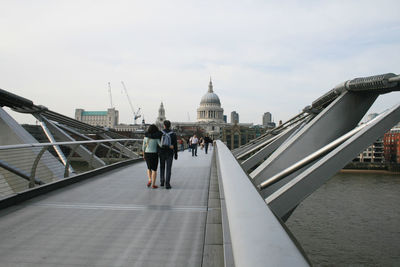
1, 0, 399, 125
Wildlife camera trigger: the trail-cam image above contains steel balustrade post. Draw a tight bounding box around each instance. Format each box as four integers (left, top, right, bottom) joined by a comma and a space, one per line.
120, 141, 130, 159
29, 146, 49, 188
37, 119, 71, 169
39, 116, 106, 168
90, 142, 102, 168
64, 144, 79, 177
0, 139, 139, 185
106, 142, 117, 164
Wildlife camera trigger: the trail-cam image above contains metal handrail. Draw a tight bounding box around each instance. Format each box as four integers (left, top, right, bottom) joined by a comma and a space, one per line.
0, 138, 143, 196
214, 140, 309, 266
0, 138, 142, 150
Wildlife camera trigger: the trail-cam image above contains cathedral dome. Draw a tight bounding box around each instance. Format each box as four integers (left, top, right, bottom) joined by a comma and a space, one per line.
200, 80, 221, 106
200, 92, 221, 105
197, 79, 224, 123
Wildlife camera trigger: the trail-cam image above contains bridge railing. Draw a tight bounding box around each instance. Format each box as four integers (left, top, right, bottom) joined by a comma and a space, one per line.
0, 139, 142, 198
214, 140, 310, 266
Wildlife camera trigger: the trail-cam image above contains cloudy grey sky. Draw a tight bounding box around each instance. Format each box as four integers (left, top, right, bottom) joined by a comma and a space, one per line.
1, 0, 399, 125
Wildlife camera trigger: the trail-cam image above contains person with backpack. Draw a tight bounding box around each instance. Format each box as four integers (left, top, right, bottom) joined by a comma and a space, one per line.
159, 120, 178, 189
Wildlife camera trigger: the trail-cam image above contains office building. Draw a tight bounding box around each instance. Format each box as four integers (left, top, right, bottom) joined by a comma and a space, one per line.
75, 108, 119, 128
231, 111, 239, 124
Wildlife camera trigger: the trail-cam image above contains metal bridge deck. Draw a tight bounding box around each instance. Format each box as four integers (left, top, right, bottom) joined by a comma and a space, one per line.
0, 150, 213, 267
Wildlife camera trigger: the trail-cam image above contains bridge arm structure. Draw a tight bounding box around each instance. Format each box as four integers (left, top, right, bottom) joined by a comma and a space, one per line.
234, 73, 400, 221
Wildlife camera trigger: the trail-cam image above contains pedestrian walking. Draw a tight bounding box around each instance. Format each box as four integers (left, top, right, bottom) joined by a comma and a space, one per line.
190, 134, 199, 157
178, 138, 184, 151
158, 120, 178, 189
204, 134, 212, 154
188, 137, 192, 152
199, 137, 204, 150
143, 124, 161, 189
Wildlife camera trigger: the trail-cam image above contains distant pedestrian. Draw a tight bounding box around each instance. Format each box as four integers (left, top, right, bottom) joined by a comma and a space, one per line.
178, 138, 184, 151
204, 134, 212, 154
143, 124, 161, 189
158, 120, 178, 189
190, 134, 199, 157
199, 137, 204, 150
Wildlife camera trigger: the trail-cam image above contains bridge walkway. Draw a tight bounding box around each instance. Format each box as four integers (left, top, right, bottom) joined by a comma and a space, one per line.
0, 149, 214, 267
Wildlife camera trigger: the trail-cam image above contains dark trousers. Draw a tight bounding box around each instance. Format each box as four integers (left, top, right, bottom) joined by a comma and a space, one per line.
205, 143, 209, 154
159, 153, 173, 185
192, 144, 198, 156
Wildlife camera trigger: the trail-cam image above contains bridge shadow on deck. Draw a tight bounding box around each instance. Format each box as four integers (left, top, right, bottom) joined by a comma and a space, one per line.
0, 149, 214, 267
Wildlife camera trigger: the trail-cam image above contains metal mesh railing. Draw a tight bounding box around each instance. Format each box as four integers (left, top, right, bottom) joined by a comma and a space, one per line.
0, 139, 142, 198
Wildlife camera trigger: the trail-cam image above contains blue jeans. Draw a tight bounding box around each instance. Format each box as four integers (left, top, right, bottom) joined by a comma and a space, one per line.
159, 152, 173, 185
192, 144, 198, 156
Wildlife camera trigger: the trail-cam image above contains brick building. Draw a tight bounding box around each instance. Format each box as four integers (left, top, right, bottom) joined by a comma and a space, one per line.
384, 129, 400, 163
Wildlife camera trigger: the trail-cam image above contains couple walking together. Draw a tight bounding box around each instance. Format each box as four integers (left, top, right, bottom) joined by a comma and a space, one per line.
142, 120, 178, 189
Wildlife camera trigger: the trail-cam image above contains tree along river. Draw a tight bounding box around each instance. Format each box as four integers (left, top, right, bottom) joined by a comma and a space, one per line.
286, 171, 400, 266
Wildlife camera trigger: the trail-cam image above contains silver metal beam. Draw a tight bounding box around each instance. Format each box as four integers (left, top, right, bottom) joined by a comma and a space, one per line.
36, 115, 106, 168
56, 123, 135, 159
99, 133, 138, 158
38, 120, 74, 174
250, 91, 378, 190
232, 112, 309, 157
0, 107, 64, 181
266, 103, 400, 219
258, 119, 373, 190
241, 123, 302, 172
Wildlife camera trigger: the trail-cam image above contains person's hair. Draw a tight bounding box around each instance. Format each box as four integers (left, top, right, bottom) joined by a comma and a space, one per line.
163, 120, 171, 129
146, 124, 159, 134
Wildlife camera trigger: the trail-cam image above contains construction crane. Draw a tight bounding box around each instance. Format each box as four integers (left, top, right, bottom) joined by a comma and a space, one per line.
121, 81, 141, 124
108, 82, 113, 108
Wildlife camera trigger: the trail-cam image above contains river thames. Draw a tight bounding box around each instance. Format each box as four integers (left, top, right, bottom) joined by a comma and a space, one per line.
286, 171, 400, 266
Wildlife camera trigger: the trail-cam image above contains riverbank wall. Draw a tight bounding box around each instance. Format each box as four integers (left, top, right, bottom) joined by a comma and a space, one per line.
343, 162, 400, 173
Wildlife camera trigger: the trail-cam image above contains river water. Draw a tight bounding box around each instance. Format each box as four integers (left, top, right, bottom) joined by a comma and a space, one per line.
286, 171, 400, 266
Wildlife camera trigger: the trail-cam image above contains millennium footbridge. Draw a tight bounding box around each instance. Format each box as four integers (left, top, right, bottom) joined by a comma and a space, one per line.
0, 73, 399, 266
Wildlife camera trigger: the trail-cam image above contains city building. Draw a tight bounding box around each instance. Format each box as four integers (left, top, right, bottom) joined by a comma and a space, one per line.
262, 112, 272, 125
353, 114, 384, 163
384, 128, 400, 163
171, 79, 254, 141
155, 102, 166, 129
354, 138, 384, 163
221, 124, 262, 150
75, 108, 119, 128
75, 79, 265, 147
351, 116, 400, 167
231, 111, 239, 124
262, 111, 276, 129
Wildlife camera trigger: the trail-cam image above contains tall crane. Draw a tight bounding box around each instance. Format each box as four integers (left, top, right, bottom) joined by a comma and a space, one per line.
121, 81, 141, 124
108, 82, 113, 108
